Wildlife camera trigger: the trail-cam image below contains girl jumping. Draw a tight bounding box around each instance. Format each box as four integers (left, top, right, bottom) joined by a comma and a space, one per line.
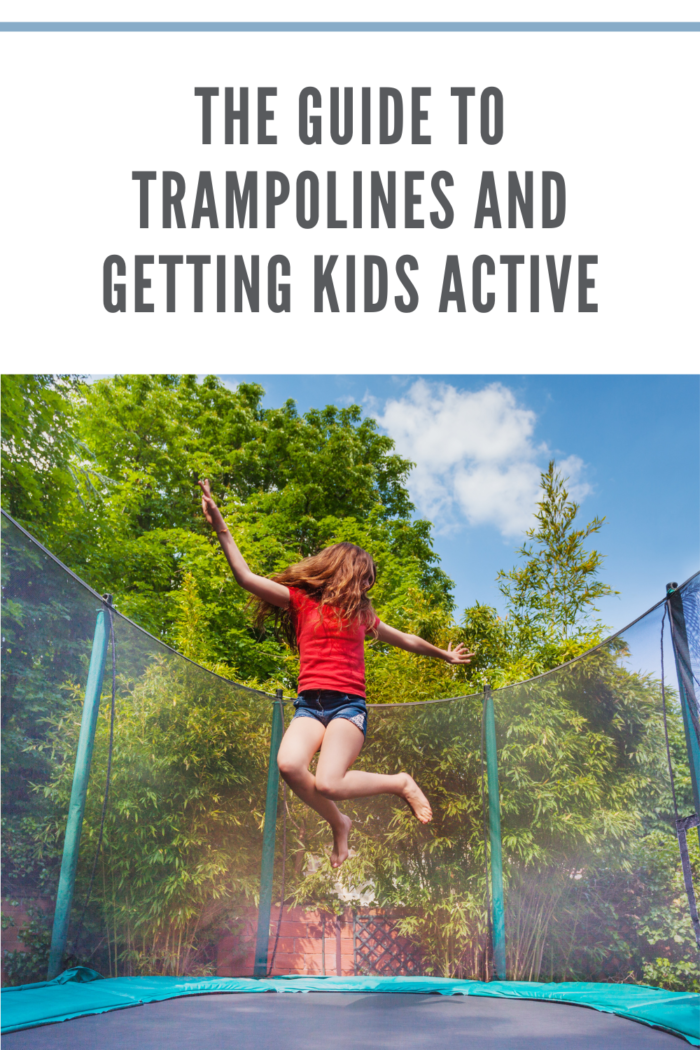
199, 480, 472, 868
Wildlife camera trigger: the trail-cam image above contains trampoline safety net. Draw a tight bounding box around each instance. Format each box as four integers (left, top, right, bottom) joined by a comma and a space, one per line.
2, 511, 699, 992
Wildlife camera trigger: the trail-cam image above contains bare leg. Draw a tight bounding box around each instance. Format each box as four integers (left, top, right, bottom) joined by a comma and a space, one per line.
316, 719, 432, 823
277, 717, 353, 867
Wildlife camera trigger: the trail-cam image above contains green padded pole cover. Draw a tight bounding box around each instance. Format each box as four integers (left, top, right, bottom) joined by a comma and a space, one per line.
47, 607, 110, 980
667, 584, 700, 845
484, 687, 507, 980
253, 691, 284, 977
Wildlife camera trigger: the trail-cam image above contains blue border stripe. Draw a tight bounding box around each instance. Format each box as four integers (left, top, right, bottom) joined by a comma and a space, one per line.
0, 21, 699, 32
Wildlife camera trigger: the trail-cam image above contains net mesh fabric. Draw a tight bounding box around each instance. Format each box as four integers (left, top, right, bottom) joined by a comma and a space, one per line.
682, 573, 700, 699
1, 515, 269, 979
2, 513, 698, 986
492, 608, 686, 983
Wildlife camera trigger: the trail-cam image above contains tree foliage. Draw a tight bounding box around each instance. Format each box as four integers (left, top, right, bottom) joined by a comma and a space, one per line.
499, 460, 616, 641
24, 374, 451, 686
1, 375, 107, 533
460, 462, 619, 686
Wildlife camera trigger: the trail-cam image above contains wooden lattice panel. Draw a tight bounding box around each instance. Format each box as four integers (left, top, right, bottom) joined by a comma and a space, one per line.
352, 914, 423, 976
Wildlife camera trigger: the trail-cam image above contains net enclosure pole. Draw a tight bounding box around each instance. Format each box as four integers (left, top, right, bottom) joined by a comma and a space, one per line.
253, 689, 284, 977
667, 583, 700, 843
47, 603, 110, 980
484, 685, 507, 980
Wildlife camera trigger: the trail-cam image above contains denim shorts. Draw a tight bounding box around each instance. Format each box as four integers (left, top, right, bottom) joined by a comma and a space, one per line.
292, 690, 368, 738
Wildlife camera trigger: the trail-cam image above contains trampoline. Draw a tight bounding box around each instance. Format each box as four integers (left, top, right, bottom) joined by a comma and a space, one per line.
3, 984, 698, 1049
2, 510, 700, 1047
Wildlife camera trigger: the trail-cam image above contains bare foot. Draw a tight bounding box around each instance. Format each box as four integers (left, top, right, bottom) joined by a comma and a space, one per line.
401, 774, 433, 824
331, 814, 352, 868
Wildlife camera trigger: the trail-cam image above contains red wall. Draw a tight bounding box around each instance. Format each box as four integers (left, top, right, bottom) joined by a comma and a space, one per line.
217, 905, 357, 977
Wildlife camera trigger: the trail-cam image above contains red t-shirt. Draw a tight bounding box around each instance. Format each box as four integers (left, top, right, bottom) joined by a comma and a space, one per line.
288, 586, 379, 698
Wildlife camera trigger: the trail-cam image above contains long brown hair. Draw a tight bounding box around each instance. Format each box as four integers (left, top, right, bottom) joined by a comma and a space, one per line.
252, 542, 378, 649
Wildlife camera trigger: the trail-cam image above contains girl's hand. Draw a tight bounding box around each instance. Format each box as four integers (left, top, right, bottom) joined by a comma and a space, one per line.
444, 641, 474, 665
198, 479, 224, 530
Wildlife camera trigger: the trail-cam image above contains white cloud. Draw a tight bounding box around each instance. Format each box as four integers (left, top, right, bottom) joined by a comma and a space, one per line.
374, 381, 590, 537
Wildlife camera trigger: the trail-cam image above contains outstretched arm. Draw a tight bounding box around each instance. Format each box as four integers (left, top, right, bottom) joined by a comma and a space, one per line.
198, 480, 290, 609
375, 621, 473, 664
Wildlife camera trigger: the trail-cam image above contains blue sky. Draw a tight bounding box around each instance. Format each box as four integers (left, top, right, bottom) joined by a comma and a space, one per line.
219, 374, 699, 634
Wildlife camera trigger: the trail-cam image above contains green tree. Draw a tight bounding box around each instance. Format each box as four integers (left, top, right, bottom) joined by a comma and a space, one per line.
37, 374, 452, 684
1, 375, 105, 535
499, 460, 615, 641
461, 461, 618, 685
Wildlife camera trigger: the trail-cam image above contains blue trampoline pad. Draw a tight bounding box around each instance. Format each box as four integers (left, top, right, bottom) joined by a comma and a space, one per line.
2, 974, 698, 1047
